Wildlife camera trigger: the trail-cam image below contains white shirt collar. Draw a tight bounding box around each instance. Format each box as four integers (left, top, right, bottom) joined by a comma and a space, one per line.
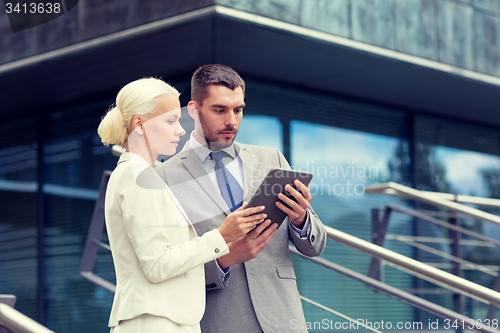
187, 130, 237, 162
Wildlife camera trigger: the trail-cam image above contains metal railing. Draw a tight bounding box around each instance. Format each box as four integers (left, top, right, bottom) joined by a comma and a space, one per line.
365, 181, 500, 321
290, 246, 500, 333
365, 182, 500, 226
0, 303, 55, 333
324, 225, 500, 307
382, 203, 500, 248
79, 171, 116, 293
368, 204, 500, 284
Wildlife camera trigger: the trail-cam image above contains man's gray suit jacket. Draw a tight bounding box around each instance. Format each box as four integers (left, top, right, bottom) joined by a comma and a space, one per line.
157, 142, 327, 333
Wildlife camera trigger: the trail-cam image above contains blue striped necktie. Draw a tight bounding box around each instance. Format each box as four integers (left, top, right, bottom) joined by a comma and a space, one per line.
211, 151, 243, 212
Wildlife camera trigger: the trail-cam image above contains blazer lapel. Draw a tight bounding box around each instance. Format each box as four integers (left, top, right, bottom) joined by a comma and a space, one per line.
237, 143, 260, 203
181, 149, 231, 215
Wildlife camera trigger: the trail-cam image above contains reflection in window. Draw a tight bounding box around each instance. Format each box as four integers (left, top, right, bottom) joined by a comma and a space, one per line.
291, 121, 398, 197
436, 146, 500, 197
420, 144, 500, 320
415, 114, 500, 321
236, 115, 283, 151
290, 120, 415, 325
0, 143, 38, 193
41, 104, 117, 332
0, 118, 38, 320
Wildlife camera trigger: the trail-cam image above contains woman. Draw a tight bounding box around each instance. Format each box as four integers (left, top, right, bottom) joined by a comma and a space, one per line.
97, 78, 268, 332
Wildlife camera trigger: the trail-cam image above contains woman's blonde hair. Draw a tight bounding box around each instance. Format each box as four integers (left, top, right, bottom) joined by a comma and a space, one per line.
97, 78, 180, 148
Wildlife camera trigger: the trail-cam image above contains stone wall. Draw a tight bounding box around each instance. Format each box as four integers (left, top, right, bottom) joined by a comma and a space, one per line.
218, 0, 500, 77
0, 0, 214, 65
1, 0, 499, 77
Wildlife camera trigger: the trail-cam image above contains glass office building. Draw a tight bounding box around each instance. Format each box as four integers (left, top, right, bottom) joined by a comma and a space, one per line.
1, 1, 500, 332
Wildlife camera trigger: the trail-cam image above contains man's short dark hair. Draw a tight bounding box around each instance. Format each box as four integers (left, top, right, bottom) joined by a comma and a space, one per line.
191, 64, 245, 105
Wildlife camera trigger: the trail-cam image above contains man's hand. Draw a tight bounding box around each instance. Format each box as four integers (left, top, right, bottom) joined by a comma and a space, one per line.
275, 179, 312, 228
216, 220, 278, 269
217, 202, 267, 243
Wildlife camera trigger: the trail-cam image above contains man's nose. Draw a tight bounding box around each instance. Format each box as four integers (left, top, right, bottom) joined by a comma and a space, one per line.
225, 112, 237, 127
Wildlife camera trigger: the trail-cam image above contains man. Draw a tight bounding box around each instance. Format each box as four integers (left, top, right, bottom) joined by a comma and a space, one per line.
157, 64, 326, 333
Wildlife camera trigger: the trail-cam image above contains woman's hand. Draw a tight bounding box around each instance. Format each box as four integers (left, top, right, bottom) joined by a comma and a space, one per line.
217, 202, 267, 243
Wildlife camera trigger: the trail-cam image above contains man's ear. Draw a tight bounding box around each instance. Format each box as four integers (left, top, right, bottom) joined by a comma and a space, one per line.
131, 115, 144, 135
187, 101, 199, 120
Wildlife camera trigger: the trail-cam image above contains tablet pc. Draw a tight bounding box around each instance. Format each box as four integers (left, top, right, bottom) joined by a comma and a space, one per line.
247, 168, 313, 228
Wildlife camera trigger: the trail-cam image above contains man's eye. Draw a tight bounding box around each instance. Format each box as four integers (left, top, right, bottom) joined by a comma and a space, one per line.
235, 109, 243, 113
215, 109, 224, 113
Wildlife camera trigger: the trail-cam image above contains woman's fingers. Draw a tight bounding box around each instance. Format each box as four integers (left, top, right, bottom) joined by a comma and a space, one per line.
234, 201, 248, 211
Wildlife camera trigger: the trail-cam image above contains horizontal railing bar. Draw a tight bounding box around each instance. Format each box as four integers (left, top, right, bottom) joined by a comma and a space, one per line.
384, 260, 500, 270
387, 204, 500, 247
0, 304, 55, 333
366, 184, 500, 209
80, 271, 116, 293
365, 183, 500, 227
390, 235, 498, 276
421, 192, 500, 209
385, 234, 495, 247
299, 295, 383, 333
92, 239, 111, 251
324, 225, 500, 307
384, 262, 489, 304
401, 288, 455, 294
414, 209, 459, 218
289, 246, 500, 333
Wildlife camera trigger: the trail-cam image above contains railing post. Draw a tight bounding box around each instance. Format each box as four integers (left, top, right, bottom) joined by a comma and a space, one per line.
371, 208, 380, 244
369, 208, 382, 281
486, 263, 500, 321
79, 171, 112, 286
449, 210, 464, 333
368, 206, 392, 281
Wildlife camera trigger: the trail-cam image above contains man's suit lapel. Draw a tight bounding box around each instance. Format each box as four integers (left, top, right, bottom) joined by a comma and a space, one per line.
181, 148, 231, 215
237, 143, 260, 203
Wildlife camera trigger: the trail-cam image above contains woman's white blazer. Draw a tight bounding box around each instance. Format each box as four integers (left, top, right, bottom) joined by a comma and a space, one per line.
104, 153, 229, 327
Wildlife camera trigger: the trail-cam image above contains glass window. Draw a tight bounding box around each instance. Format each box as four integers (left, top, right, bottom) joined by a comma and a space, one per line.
42, 100, 118, 332
236, 115, 283, 150
437, 147, 500, 197
291, 120, 414, 325
0, 118, 38, 320
416, 115, 500, 320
